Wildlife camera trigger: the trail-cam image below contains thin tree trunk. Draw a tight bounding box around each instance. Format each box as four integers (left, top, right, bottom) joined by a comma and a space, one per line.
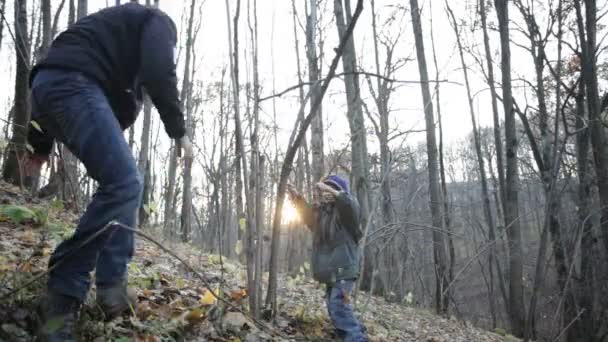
409, 0, 449, 315
445, 2, 496, 327
306, 0, 324, 184
40, 0, 50, 56
334, 0, 371, 224
431, 0, 453, 312
2, 0, 30, 187
51, 0, 67, 39
578, 0, 608, 256
572, 79, 595, 342
0, 0, 6, 52
494, 0, 526, 336
68, 0, 74, 25
226, 0, 256, 316
247, 0, 262, 317
137, 0, 153, 224
77, 0, 86, 19
180, 0, 196, 243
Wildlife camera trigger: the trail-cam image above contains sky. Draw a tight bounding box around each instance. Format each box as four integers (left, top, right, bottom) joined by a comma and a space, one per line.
0, 0, 606, 171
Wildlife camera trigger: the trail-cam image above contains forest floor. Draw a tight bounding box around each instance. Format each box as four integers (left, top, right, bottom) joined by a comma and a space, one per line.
0, 182, 519, 341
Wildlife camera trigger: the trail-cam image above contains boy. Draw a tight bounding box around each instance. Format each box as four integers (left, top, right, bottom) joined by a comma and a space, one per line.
287, 176, 368, 342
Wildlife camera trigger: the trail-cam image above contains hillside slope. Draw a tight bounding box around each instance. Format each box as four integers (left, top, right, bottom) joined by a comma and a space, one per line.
0, 183, 517, 341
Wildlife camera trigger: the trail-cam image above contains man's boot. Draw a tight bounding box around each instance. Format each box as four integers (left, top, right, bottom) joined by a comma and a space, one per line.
38, 291, 81, 342
96, 279, 136, 320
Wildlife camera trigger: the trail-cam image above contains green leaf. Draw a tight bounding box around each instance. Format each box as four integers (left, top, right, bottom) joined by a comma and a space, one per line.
239, 217, 246, 232
0, 205, 37, 224
30, 120, 43, 133
25, 143, 34, 153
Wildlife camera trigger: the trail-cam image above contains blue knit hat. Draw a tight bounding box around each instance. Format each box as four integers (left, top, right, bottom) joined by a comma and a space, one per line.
323, 175, 349, 193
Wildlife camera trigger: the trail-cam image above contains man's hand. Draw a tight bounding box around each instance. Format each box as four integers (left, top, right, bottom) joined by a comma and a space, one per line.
177, 135, 194, 159
24, 153, 49, 177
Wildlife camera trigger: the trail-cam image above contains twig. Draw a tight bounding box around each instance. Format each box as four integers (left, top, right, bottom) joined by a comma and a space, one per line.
441, 208, 537, 298
258, 71, 461, 102
552, 309, 585, 342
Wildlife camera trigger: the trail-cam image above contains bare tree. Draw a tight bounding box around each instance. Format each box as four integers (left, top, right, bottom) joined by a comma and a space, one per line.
409, 0, 449, 315
445, 2, 498, 326
494, 0, 526, 336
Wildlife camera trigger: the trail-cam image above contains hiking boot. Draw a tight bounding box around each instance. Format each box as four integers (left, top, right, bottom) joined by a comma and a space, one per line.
96, 279, 136, 320
38, 291, 81, 342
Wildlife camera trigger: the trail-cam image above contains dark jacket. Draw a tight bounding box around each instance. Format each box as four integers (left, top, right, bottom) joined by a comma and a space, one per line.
292, 192, 363, 284
28, 3, 185, 156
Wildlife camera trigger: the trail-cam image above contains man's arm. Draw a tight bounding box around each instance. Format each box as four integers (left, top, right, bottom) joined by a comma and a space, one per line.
139, 13, 186, 140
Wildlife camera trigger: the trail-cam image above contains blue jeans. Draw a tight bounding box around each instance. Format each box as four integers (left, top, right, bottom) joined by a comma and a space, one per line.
31, 69, 143, 301
326, 279, 368, 342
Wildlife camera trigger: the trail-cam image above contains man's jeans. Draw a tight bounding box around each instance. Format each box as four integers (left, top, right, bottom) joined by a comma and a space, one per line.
326, 279, 368, 342
31, 69, 143, 301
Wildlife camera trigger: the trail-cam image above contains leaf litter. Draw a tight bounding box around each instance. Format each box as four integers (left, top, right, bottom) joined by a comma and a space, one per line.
0, 182, 519, 341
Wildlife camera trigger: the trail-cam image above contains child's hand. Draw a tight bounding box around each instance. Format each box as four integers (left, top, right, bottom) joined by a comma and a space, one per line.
286, 184, 300, 200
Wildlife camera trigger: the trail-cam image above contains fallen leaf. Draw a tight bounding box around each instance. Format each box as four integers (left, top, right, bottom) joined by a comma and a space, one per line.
185, 307, 206, 324
199, 288, 217, 306
230, 288, 248, 302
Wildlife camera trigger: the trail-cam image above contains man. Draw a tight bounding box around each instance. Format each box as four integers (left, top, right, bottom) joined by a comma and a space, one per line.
25, 3, 192, 341
287, 176, 368, 342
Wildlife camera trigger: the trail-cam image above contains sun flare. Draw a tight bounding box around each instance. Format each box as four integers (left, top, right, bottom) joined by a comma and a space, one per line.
282, 199, 300, 225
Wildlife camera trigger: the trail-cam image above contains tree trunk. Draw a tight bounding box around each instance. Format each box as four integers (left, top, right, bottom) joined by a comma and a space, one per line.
494, 0, 526, 336
571, 79, 595, 342
180, 0, 196, 243
479, 0, 507, 321
446, 2, 497, 327
409, 0, 449, 315
68, 0, 75, 25
0, 0, 6, 52
306, 0, 324, 183
51, 0, 67, 40
579, 0, 608, 256
163, 145, 178, 237
247, 0, 262, 317
77, 0, 86, 19
334, 0, 371, 224
430, 0, 453, 312
2, 0, 30, 187
137, 0, 153, 224
40, 0, 50, 56
226, 0, 256, 316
